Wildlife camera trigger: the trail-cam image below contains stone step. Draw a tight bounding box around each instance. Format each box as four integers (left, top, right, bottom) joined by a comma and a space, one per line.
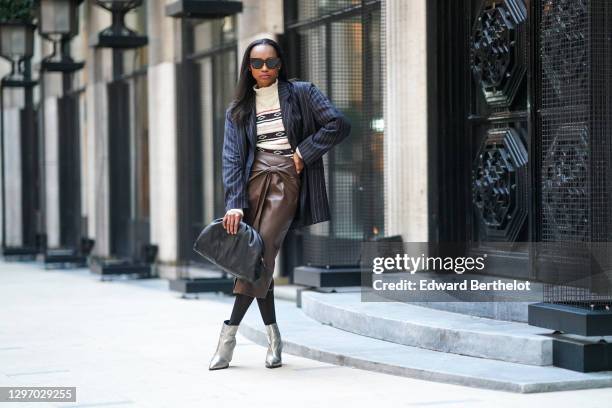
238, 299, 612, 393
301, 290, 553, 366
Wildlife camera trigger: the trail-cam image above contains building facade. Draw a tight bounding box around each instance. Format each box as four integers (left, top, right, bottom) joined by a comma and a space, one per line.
1, 0, 417, 282
2, 0, 612, 334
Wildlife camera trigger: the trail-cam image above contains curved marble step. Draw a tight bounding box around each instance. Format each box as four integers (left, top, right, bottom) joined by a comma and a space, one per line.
238, 299, 612, 393
301, 291, 553, 366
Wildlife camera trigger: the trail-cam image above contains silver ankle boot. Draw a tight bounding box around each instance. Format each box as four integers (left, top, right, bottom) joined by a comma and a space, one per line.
209, 320, 239, 370
264, 322, 282, 368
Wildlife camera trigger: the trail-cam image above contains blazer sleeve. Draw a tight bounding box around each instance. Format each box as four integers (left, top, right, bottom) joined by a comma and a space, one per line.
222, 107, 249, 212
296, 83, 352, 166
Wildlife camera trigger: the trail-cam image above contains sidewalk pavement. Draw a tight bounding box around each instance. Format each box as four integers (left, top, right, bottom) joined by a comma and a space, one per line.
1, 260, 612, 408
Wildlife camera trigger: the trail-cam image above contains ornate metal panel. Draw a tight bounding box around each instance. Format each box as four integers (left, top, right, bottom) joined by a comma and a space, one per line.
468, 0, 529, 256
436, 0, 612, 289
470, 0, 527, 107
472, 127, 528, 241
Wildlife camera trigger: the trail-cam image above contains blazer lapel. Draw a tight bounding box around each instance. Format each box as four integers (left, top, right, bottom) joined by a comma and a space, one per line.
246, 103, 256, 149
278, 79, 297, 149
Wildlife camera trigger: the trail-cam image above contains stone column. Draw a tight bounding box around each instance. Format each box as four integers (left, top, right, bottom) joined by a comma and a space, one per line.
40, 54, 64, 247
147, 0, 178, 272
43, 94, 59, 247
2, 107, 23, 247
86, 1, 113, 257
0, 73, 26, 248
384, 0, 429, 242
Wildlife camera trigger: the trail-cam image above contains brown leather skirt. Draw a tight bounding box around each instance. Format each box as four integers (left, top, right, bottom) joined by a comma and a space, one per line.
232, 150, 301, 299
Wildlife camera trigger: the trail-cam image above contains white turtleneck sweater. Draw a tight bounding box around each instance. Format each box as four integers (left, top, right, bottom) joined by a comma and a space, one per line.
227, 78, 302, 217
253, 78, 294, 157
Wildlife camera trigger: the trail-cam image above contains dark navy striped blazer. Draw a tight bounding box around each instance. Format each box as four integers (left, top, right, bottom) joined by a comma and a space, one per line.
222, 78, 351, 230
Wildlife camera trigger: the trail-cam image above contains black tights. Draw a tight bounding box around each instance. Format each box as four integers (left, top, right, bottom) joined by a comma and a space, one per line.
228, 280, 276, 325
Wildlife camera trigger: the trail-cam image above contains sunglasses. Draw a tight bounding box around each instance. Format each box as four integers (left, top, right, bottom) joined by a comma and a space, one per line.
250, 57, 281, 70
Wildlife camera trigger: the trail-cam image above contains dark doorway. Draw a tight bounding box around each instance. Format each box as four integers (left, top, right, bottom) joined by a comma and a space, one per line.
107, 73, 150, 261
283, 0, 385, 269
57, 92, 82, 249
177, 17, 238, 265
430, 0, 534, 278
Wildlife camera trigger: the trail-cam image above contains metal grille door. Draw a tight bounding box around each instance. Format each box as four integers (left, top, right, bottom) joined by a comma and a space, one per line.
284, 0, 385, 267
536, 0, 612, 306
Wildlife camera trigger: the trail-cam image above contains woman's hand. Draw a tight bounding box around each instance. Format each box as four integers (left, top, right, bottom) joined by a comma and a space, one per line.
223, 209, 243, 234
292, 152, 304, 175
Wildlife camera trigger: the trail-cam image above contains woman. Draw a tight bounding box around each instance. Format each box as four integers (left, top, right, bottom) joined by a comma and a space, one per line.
209, 38, 351, 370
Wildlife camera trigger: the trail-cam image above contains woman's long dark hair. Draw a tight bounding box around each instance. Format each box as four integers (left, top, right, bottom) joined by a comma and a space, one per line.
229, 38, 289, 126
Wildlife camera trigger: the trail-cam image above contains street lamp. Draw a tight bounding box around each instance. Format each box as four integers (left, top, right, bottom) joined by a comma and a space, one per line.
0, 21, 36, 87
93, 0, 147, 49
38, 0, 84, 72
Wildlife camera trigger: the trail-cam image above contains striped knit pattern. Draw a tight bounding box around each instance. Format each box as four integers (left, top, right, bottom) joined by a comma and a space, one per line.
253, 79, 294, 157
255, 108, 293, 156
